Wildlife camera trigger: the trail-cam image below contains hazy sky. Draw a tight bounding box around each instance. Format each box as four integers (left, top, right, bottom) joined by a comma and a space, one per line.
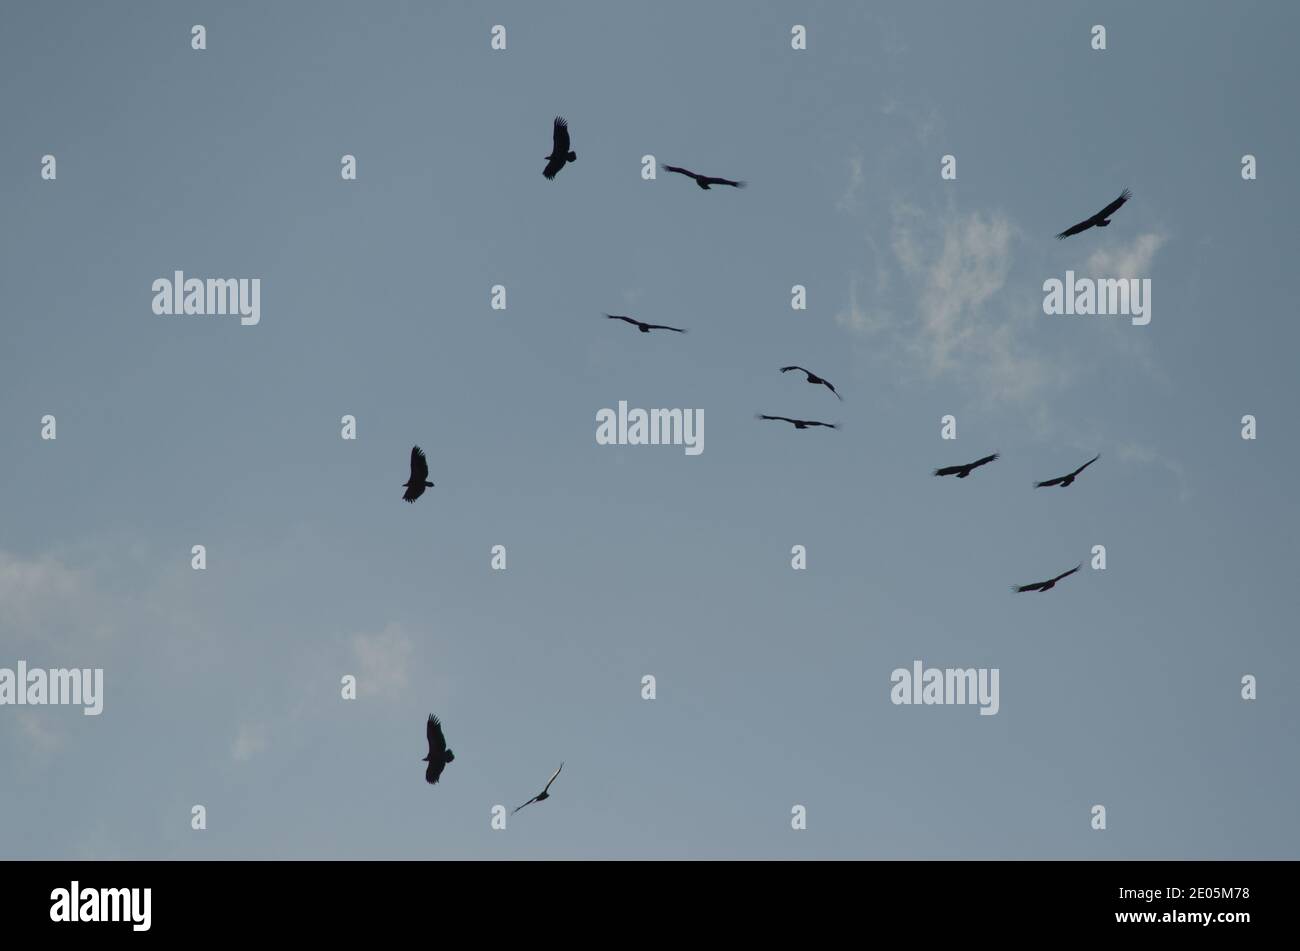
2, 0, 1297, 859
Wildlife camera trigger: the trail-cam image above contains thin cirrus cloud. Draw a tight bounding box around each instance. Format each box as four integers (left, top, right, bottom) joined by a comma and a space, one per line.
838, 202, 1054, 404
231, 722, 269, 763
1086, 232, 1167, 280
836, 154, 865, 212
0, 550, 107, 650
349, 622, 415, 701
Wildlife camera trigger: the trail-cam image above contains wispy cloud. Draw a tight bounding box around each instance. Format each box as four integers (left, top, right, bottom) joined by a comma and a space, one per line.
350, 622, 414, 700
15, 711, 63, 755
231, 722, 268, 762
836, 154, 865, 212
1116, 442, 1192, 502
0, 552, 104, 649
1086, 233, 1167, 279
839, 204, 1055, 404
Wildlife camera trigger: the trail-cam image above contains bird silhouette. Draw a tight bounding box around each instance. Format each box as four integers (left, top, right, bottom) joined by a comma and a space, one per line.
1056, 188, 1132, 239
543, 117, 576, 180
402, 446, 434, 503
606, 314, 687, 334
1013, 565, 1081, 593
513, 762, 564, 814
933, 453, 1000, 478
1035, 454, 1100, 488
423, 714, 455, 785
662, 165, 746, 190
780, 366, 842, 400
757, 414, 838, 430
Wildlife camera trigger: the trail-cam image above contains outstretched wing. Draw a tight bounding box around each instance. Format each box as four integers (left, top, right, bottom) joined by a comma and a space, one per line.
1035, 475, 1067, 488
1014, 581, 1048, 593
821, 380, 843, 400
542, 762, 564, 794
1055, 217, 1094, 240
403, 447, 429, 501
426, 714, 447, 759
758, 414, 796, 424
934, 464, 965, 477
662, 165, 700, 181
543, 118, 570, 179
704, 176, 746, 188
1097, 188, 1131, 220
808, 421, 839, 429
779, 366, 809, 376
606, 314, 639, 327
643, 323, 687, 333
552, 116, 570, 154
512, 797, 538, 814
410, 446, 429, 483
1071, 454, 1101, 478
970, 453, 1000, 469
1052, 564, 1082, 584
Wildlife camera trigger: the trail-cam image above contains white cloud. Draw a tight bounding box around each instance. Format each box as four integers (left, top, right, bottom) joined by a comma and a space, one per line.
836, 154, 865, 211
1116, 443, 1192, 502
15, 711, 63, 754
0, 551, 114, 650
906, 210, 1014, 373
1086, 233, 1167, 279
231, 722, 268, 762
840, 204, 1055, 403
350, 622, 414, 700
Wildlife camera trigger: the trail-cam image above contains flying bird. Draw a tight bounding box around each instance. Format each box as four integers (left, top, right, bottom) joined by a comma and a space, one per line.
1055, 188, 1132, 239
605, 314, 687, 334
662, 165, 746, 190
933, 453, 1000, 478
513, 762, 564, 814
757, 414, 838, 430
542, 116, 576, 180
423, 714, 455, 785
1035, 454, 1100, 488
780, 366, 842, 400
1013, 565, 1081, 594
402, 446, 434, 503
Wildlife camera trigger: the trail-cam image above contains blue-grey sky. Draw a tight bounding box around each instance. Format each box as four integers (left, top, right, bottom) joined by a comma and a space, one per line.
2, 0, 1297, 859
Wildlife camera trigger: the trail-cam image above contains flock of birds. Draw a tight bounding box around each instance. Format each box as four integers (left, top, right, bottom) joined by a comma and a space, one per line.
408, 117, 1134, 799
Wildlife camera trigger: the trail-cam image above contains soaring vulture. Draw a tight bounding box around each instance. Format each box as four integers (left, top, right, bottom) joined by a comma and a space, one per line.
1055, 188, 1132, 239
780, 366, 842, 400
513, 762, 564, 814
1035, 454, 1100, 488
423, 714, 455, 785
543, 117, 576, 180
933, 453, 999, 478
662, 165, 746, 190
402, 446, 434, 503
1013, 565, 1081, 594
606, 314, 687, 334
757, 414, 839, 430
